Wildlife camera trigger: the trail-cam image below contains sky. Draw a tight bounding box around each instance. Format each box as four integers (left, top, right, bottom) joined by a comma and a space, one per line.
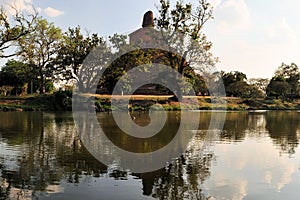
1, 0, 300, 79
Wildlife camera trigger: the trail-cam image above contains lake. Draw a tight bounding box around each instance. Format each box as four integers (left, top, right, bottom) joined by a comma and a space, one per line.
0, 111, 299, 200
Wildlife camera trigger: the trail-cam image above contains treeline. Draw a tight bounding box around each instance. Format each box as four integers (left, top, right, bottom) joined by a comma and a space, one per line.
219, 62, 300, 100
0, 1, 299, 101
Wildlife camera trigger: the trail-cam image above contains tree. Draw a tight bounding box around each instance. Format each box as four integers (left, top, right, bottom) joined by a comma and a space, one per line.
226, 81, 250, 98
266, 76, 290, 101
221, 71, 248, 97
55, 26, 103, 83
156, 0, 216, 74
0, 5, 37, 58
248, 78, 269, 94
99, 34, 153, 94
274, 63, 300, 97
0, 59, 31, 95
222, 71, 247, 85
266, 63, 300, 100
154, 0, 219, 99
18, 18, 62, 93
247, 84, 265, 98
182, 67, 208, 95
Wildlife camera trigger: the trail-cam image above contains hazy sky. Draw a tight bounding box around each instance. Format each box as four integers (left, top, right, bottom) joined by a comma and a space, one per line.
2, 0, 300, 78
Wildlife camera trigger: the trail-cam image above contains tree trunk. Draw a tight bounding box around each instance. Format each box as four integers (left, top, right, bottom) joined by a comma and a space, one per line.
39, 69, 45, 94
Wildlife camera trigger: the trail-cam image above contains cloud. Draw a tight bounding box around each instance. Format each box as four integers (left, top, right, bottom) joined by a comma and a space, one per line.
36, 7, 42, 14
203, 137, 298, 199
44, 7, 64, 17
266, 17, 298, 45
208, 0, 222, 8
2, 0, 35, 15
207, 175, 248, 200
214, 0, 251, 34
1, 1, 64, 18
207, 6, 300, 78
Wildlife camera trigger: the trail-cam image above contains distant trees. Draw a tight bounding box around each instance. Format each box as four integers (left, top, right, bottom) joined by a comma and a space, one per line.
266, 63, 300, 100
222, 71, 247, 97
0, 59, 31, 95
248, 78, 269, 94
183, 69, 209, 95
217, 63, 300, 101
275, 63, 300, 96
221, 71, 263, 98
266, 77, 290, 100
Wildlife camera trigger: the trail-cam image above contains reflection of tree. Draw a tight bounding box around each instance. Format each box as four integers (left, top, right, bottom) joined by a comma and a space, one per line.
132, 130, 215, 200
198, 111, 249, 142
247, 113, 266, 131
220, 112, 248, 142
100, 112, 180, 153
133, 112, 250, 199
0, 112, 108, 199
0, 112, 43, 199
5, 111, 297, 199
140, 154, 213, 199
265, 111, 299, 155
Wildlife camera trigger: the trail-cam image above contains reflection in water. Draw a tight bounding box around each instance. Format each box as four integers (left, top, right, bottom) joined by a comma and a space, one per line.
265, 111, 300, 155
0, 112, 107, 200
202, 111, 300, 200
0, 111, 299, 199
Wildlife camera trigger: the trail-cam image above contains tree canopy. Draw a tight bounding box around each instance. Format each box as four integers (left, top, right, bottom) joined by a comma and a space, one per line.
0, 59, 31, 95
155, 0, 217, 73
55, 26, 103, 82
18, 18, 62, 93
0, 6, 37, 58
267, 63, 300, 100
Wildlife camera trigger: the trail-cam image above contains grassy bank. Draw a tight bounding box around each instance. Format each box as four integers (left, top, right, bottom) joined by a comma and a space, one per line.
0, 91, 72, 111
0, 93, 300, 112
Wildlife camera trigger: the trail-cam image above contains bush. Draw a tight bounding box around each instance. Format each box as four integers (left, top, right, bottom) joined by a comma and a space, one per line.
53, 90, 72, 111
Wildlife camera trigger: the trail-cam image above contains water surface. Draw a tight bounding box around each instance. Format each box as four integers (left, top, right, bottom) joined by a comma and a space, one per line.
0, 111, 299, 200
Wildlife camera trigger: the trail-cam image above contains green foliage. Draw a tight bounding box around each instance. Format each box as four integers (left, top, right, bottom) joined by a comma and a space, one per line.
55, 26, 103, 82
247, 84, 264, 98
276, 63, 300, 96
156, 0, 216, 74
45, 80, 54, 93
222, 71, 246, 86
0, 1, 215, 98
266, 78, 290, 101
18, 17, 62, 93
53, 90, 72, 111
0, 59, 31, 95
248, 78, 269, 94
267, 63, 300, 100
99, 48, 152, 94
219, 71, 263, 98
226, 81, 249, 98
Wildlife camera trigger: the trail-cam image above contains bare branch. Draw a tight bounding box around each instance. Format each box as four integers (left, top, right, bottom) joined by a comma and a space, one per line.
0, 4, 37, 58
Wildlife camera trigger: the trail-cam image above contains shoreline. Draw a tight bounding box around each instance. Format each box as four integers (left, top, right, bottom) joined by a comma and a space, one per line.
0, 94, 300, 112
